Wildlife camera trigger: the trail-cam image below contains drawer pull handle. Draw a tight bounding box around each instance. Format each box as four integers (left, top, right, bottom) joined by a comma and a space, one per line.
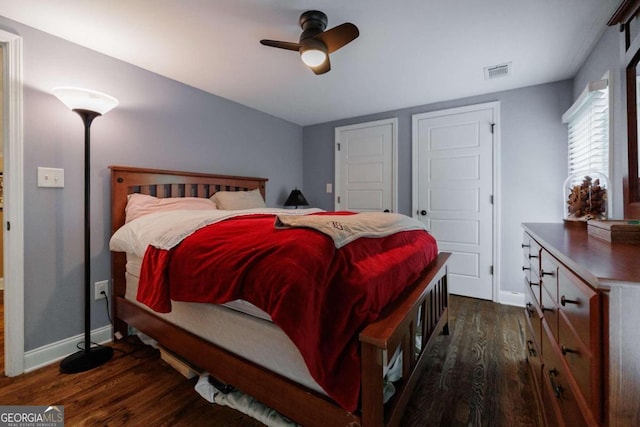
561, 345, 578, 356
560, 295, 579, 306
525, 302, 535, 317
522, 266, 531, 271
549, 369, 563, 398
541, 269, 555, 277
541, 305, 554, 313
528, 254, 539, 259
527, 340, 537, 357
522, 243, 530, 248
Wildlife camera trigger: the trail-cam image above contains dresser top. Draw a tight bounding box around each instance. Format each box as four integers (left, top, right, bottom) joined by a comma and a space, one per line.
522, 223, 640, 290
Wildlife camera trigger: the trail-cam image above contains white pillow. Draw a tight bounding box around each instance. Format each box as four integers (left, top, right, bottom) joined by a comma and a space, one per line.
125, 193, 217, 223
210, 189, 266, 210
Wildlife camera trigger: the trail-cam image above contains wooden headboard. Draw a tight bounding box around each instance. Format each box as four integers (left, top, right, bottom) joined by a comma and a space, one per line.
110, 165, 267, 233
109, 165, 268, 305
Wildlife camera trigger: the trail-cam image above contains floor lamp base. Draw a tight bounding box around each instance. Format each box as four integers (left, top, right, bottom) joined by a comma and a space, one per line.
60, 345, 113, 374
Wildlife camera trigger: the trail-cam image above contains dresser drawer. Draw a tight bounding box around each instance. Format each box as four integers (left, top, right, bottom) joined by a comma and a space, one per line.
523, 253, 534, 284
558, 313, 600, 420
541, 321, 590, 427
525, 279, 543, 347
541, 284, 559, 342
525, 314, 543, 401
525, 277, 542, 318
541, 250, 559, 305
557, 266, 600, 350
522, 231, 534, 256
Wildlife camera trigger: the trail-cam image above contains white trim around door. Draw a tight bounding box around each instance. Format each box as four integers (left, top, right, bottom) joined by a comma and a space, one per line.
2, 29, 25, 376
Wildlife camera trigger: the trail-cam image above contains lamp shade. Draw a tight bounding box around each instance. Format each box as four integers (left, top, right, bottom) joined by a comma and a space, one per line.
52, 87, 119, 115
284, 188, 309, 208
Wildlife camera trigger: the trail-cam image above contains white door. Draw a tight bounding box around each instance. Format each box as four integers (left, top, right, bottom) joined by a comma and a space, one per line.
412, 103, 497, 300
335, 118, 397, 212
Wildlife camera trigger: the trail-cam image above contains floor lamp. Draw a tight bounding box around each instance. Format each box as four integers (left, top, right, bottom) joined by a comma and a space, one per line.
52, 87, 119, 373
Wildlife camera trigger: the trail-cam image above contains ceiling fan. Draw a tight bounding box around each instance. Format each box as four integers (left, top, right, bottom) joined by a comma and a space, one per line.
260, 10, 359, 75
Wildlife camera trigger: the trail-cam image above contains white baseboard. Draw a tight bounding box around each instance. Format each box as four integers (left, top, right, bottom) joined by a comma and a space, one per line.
499, 290, 525, 307
24, 325, 113, 373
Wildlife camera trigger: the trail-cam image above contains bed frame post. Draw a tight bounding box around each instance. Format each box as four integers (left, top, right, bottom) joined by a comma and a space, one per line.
361, 343, 385, 426
359, 253, 450, 427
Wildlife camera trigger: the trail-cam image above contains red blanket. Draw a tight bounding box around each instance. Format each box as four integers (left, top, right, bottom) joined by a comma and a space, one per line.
137, 212, 438, 411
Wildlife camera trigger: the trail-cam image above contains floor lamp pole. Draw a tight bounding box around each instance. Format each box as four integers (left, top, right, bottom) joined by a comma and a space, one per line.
59, 109, 113, 374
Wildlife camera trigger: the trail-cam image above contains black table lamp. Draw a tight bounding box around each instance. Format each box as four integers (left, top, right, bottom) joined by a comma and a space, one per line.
52, 87, 118, 373
284, 188, 309, 209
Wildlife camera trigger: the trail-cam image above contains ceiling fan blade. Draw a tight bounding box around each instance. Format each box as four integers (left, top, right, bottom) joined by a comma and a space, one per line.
311, 56, 331, 75
260, 39, 301, 51
316, 23, 359, 54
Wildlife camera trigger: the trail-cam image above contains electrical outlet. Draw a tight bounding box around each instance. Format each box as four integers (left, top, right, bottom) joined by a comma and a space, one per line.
95, 280, 109, 300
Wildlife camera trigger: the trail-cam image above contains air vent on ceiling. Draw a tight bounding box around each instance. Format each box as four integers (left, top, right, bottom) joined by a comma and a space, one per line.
484, 62, 511, 80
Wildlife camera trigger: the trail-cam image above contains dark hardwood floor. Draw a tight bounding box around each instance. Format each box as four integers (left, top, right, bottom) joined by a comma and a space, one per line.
403, 295, 543, 427
0, 294, 542, 426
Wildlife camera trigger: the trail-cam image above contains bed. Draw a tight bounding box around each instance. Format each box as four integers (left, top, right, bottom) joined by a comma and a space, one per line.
109, 165, 450, 427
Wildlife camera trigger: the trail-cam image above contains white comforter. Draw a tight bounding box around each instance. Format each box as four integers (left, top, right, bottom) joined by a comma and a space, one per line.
109, 207, 428, 257
109, 207, 324, 257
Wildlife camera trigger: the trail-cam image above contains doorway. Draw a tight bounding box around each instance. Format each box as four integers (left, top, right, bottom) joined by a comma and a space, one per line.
334, 118, 398, 212
2, 29, 25, 377
412, 102, 499, 301
1, 39, 4, 375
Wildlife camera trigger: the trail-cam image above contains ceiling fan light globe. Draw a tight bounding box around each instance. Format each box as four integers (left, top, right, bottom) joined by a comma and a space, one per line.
301, 49, 327, 67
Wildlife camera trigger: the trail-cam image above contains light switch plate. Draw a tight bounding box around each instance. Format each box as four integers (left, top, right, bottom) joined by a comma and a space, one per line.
37, 167, 64, 188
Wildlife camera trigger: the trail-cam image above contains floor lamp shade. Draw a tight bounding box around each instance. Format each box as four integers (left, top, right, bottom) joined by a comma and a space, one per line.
52, 87, 119, 115
53, 87, 118, 373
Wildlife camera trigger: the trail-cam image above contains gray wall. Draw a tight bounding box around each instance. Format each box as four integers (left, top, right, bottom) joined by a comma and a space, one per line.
0, 16, 303, 351
303, 81, 573, 296
573, 26, 626, 219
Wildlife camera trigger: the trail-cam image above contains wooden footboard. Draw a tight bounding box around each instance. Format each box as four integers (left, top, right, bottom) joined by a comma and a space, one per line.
109, 165, 450, 427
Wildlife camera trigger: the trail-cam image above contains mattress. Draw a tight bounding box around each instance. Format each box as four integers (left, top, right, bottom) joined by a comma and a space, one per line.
126, 255, 324, 394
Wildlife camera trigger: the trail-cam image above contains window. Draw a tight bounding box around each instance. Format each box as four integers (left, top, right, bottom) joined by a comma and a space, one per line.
562, 77, 610, 186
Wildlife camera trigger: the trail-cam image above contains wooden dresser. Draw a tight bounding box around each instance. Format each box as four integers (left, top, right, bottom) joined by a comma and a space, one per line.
522, 223, 640, 427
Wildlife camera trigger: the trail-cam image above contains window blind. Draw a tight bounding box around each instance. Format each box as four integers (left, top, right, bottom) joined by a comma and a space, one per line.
562, 78, 609, 187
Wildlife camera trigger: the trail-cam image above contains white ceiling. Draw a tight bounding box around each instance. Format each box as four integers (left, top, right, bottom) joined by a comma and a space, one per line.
0, 0, 622, 126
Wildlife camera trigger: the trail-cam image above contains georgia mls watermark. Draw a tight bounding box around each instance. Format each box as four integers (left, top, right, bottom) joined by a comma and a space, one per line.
0, 406, 64, 427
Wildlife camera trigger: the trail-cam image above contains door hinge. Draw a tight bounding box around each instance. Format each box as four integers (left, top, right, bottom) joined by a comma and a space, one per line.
490, 123, 495, 134
6, 221, 9, 231
490, 265, 494, 275
490, 195, 494, 204
336, 143, 341, 151
337, 196, 341, 204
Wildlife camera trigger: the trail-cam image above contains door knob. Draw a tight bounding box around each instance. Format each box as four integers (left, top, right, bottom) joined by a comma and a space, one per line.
418, 210, 427, 216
